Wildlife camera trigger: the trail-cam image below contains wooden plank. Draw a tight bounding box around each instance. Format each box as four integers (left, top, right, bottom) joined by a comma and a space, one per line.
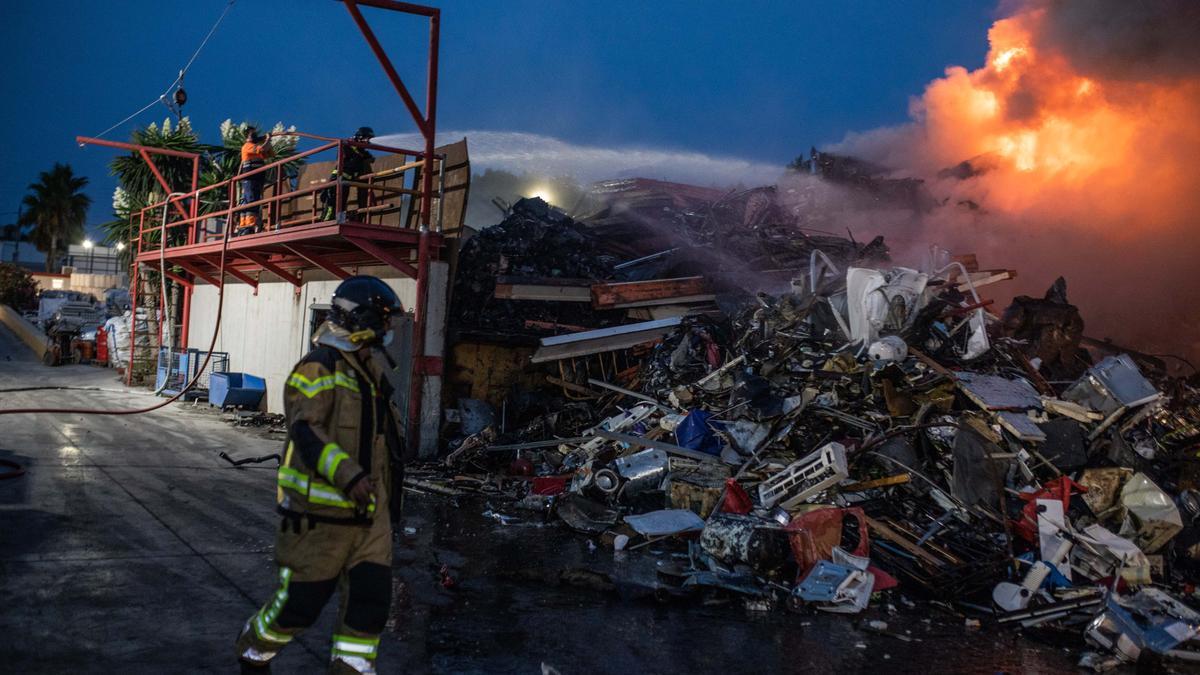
863, 515, 946, 568
841, 474, 911, 492
545, 375, 602, 398
524, 320, 589, 333
591, 276, 707, 309
495, 283, 592, 302
611, 294, 716, 309
908, 346, 955, 379
951, 253, 979, 273
956, 270, 1016, 293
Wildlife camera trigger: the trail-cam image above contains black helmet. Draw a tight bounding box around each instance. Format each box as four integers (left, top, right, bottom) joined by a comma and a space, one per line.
353, 126, 375, 141
330, 275, 403, 339
246, 125, 264, 143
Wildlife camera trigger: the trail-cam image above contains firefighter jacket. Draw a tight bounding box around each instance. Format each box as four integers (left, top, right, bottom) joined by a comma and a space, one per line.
331, 146, 374, 179
276, 322, 403, 525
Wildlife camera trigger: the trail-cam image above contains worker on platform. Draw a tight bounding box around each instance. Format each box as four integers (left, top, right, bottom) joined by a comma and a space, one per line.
320, 127, 376, 222
236, 275, 406, 674
236, 126, 274, 236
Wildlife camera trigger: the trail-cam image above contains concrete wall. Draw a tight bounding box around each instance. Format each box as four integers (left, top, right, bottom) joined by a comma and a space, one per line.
187, 262, 449, 457
32, 271, 127, 300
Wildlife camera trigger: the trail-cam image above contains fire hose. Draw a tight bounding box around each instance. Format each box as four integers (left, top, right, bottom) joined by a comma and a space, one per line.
219, 451, 281, 467
0, 202, 233, 417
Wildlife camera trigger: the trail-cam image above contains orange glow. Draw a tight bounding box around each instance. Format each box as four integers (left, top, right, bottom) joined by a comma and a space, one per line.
991, 46, 1027, 72
831, 2, 1200, 360
855, 8, 1200, 231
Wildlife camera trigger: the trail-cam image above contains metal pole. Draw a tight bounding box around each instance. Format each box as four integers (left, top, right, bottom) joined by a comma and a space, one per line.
337, 0, 441, 456
180, 283, 191, 350
422, 9, 439, 229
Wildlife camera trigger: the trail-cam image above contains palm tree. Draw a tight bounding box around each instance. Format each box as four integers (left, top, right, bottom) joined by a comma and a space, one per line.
20, 164, 91, 273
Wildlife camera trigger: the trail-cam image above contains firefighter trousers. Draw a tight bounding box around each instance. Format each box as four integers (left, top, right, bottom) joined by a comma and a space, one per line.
236, 510, 392, 674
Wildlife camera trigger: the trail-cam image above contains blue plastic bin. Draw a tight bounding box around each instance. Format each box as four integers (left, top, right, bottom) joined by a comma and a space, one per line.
209, 372, 266, 409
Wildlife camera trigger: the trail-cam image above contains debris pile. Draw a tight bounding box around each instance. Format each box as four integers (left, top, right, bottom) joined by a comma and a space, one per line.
436, 179, 1200, 670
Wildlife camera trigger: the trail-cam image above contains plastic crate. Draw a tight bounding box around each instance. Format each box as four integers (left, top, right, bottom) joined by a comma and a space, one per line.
156, 348, 230, 397
209, 372, 266, 409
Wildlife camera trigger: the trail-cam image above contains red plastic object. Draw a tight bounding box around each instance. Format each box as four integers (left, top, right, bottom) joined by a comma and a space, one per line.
96, 328, 108, 365
720, 478, 753, 514
1013, 476, 1087, 544
531, 475, 569, 496
786, 507, 870, 575
509, 458, 534, 476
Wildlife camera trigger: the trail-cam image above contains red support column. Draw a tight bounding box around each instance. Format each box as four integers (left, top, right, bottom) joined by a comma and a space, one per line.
407, 229, 430, 454
126, 262, 139, 386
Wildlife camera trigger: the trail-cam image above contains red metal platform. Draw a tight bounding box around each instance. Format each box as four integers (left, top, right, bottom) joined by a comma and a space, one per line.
135, 219, 443, 289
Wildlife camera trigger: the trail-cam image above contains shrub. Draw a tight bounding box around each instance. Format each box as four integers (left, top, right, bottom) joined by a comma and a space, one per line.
0, 263, 38, 310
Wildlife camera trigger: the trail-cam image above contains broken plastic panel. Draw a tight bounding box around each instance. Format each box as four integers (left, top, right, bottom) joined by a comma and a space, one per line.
623, 509, 706, 537
1118, 472, 1184, 553
793, 559, 875, 614
1064, 354, 1161, 415
758, 442, 849, 510
955, 372, 1043, 410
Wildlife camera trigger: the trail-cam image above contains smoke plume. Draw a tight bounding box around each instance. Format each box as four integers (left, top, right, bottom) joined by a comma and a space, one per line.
831, 0, 1200, 361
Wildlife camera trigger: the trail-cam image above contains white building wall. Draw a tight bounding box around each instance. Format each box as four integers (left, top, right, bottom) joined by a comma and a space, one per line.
187, 262, 449, 457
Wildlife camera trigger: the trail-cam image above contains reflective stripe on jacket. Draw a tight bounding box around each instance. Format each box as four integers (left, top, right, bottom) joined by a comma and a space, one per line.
276, 342, 392, 523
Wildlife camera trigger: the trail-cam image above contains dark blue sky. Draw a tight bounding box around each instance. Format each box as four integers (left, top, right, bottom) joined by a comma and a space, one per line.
1, 0, 995, 235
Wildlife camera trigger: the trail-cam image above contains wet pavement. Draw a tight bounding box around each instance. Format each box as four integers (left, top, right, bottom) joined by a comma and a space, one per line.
0, 323, 1081, 673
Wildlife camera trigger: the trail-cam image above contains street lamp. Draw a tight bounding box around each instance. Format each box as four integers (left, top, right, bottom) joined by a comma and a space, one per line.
82, 239, 94, 273
116, 242, 126, 251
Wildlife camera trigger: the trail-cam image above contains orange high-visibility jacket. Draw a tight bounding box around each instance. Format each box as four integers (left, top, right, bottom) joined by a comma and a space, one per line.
241, 139, 272, 164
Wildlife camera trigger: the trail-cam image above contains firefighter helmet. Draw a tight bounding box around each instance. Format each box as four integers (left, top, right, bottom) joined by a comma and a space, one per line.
353, 126, 375, 141
330, 276, 403, 341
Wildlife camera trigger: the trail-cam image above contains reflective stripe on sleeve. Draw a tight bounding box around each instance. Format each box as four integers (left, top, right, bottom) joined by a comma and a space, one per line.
308, 483, 356, 509
308, 481, 376, 513
317, 443, 351, 484
277, 467, 310, 494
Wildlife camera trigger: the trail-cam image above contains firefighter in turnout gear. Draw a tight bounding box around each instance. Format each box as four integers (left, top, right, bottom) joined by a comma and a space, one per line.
236, 276, 406, 674
320, 126, 376, 222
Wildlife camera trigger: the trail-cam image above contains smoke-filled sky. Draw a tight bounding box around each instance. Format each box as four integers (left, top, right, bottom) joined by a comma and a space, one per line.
831, 0, 1200, 359
4, 1, 1196, 356
0, 0, 995, 231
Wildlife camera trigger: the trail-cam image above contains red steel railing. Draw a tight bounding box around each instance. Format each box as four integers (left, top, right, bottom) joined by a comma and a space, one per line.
132, 133, 444, 259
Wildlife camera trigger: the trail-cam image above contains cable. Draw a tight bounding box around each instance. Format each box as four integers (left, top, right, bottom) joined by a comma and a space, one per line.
90, 0, 236, 140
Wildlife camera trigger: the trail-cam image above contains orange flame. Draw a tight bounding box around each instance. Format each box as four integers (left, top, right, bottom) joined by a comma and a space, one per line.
833, 3, 1200, 359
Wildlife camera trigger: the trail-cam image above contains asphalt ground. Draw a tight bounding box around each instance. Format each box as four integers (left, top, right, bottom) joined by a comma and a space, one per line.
0, 322, 1081, 673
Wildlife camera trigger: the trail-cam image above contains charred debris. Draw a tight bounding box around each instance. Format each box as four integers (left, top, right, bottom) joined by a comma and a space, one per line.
428, 169, 1200, 670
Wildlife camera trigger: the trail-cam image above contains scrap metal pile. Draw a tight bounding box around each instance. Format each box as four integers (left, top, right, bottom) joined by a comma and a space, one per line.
436, 184, 1200, 671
